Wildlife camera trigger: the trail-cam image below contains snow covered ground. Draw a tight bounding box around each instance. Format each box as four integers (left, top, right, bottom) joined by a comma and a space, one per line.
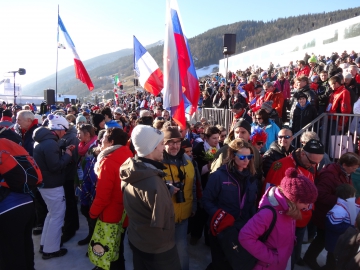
33, 208, 326, 270
196, 64, 219, 78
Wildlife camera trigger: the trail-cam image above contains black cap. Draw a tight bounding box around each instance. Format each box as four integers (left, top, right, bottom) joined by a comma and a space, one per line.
303, 139, 325, 154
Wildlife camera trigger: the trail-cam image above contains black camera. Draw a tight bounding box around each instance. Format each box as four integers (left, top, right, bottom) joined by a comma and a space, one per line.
173, 182, 185, 203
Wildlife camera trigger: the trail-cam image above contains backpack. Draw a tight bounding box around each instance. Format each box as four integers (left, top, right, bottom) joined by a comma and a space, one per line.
0, 138, 43, 195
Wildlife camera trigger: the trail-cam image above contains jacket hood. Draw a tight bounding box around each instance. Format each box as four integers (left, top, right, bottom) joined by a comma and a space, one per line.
296, 100, 310, 109
120, 157, 166, 184
298, 84, 311, 93
260, 186, 289, 212
33, 126, 58, 143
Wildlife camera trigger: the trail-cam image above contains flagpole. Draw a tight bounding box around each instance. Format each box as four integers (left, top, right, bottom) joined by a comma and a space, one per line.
55, 5, 59, 103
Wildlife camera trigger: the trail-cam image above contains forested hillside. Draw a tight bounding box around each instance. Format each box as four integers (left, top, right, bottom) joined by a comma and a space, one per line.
23, 7, 360, 98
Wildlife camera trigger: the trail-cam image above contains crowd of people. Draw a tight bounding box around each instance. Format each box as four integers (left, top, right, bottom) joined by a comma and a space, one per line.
1, 49, 360, 270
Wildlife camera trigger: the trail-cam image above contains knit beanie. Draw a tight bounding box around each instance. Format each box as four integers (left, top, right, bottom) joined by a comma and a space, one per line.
233, 118, 251, 135
280, 168, 318, 203
48, 114, 69, 130
261, 101, 273, 113
91, 113, 105, 128
131, 125, 164, 157
355, 57, 360, 64
76, 115, 86, 124
310, 75, 319, 82
308, 55, 317, 63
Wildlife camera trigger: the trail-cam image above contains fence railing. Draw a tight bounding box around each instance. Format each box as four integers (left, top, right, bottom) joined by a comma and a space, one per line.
290, 113, 360, 161
201, 108, 234, 128
200, 108, 359, 161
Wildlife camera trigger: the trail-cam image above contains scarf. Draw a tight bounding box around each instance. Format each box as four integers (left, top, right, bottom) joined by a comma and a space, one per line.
78, 135, 98, 156
94, 145, 122, 176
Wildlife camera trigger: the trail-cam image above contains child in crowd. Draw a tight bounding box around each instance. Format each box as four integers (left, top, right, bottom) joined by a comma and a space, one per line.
325, 184, 358, 269
334, 212, 360, 270
239, 168, 318, 270
310, 75, 319, 91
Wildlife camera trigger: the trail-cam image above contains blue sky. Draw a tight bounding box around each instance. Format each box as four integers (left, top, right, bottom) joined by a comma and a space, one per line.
0, 0, 359, 86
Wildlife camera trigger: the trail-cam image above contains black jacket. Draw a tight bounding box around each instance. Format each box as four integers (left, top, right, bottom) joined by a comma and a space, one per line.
289, 85, 317, 119
317, 79, 333, 107
262, 141, 294, 177
33, 127, 72, 188
291, 102, 318, 134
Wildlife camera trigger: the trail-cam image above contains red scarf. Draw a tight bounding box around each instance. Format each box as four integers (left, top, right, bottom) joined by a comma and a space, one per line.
78, 136, 98, 156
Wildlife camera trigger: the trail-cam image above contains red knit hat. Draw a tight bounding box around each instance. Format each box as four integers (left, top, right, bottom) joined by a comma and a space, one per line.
280, 168, 318, 203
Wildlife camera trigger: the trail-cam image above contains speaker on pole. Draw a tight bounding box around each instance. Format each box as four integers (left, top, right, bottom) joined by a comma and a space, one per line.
64, 98, 70, 105
71, 99, 76, 105
223, 34, 236, 55
44, 89, 55, 105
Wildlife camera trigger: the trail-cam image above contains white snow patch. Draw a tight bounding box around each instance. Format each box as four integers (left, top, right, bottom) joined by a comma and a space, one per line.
196, 64, 219, 78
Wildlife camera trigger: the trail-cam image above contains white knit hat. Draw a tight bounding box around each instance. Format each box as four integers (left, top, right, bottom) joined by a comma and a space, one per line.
131, 125, 164, 157
48, 114, 69, 130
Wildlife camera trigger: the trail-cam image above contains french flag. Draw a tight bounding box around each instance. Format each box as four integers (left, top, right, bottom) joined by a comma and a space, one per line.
58, 15, 94, 91
163, 0, 200, 129
133, 36, 163, 96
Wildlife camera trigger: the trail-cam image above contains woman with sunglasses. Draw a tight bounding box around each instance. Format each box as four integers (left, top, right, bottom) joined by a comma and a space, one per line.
252, 109, 280, 152
202, 138, 258, 269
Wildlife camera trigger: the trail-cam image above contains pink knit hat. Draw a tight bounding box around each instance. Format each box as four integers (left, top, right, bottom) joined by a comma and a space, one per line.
280, 168, 318, 203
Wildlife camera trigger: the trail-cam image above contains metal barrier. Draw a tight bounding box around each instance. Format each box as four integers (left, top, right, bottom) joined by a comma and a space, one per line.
293, 113, 360, 161
200, 109, 359, 161
201, 108, 234, 128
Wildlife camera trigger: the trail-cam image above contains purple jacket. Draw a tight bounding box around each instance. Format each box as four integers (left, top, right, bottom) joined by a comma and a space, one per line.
238, 187, 295, 270
273, 79, 291, 100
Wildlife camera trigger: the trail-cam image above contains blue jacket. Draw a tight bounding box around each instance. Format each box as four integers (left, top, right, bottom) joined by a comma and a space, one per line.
202, 164, 257, 222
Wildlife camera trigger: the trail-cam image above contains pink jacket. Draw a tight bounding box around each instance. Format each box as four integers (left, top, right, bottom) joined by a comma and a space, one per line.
238, 187, 295, 270
273, 79, 291, 100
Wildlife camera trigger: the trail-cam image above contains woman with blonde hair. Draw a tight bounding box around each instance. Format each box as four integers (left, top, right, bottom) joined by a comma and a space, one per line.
202, 138, 258, 269
239, 168, 318, 270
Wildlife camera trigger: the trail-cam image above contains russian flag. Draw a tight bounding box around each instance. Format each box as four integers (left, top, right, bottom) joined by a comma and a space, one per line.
133, 36, 163, 96
58, 15, 94, 91
163, 0, 200, 129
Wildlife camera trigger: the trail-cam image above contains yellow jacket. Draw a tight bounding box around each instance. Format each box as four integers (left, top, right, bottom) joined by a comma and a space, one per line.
163, 153, 195, 223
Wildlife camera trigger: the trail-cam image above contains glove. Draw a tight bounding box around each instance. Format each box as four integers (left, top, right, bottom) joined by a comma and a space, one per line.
210, 209, 235, 236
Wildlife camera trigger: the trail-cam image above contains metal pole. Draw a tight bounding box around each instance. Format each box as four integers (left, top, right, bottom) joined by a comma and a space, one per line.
56, 5, 59, 102
13, 72, 16, 104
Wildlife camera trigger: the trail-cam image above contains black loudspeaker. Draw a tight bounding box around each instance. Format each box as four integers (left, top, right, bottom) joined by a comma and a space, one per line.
64, 98, 70, 104
134, 79, 139, 86
223, 34, 236, 55
44, 89, 55, 105
71, 99, 76, 105
18, 68, 26, 75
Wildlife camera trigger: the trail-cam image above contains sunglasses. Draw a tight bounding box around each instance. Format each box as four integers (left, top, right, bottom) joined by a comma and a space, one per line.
278, 135, 291, 139
304, 151, 317, 165
235, 154, 253, 160
256, 141, 264, 146
256, 118, 262, 120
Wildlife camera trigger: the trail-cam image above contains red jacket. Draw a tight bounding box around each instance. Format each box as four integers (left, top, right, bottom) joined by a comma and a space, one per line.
89, 146, 133, 224
263, 152, 316, 228
312, 163, 352, 229
264, 91, 284, 118
242, 81, 256, 101
296, 65, 310, 77
355, 73, 360, 84
327, 85, 352, 125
